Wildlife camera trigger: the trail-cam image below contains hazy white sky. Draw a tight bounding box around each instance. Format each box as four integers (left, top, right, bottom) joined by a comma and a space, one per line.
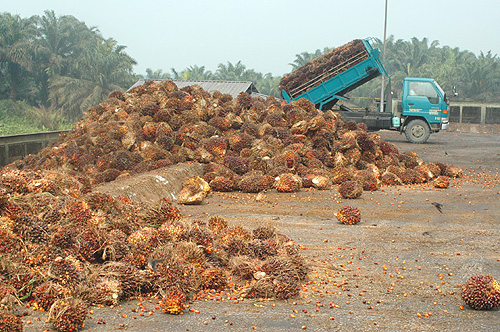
3, 0, 499, 76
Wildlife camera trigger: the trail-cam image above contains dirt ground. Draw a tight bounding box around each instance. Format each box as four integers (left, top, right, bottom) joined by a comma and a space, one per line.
23, 129, 500, 332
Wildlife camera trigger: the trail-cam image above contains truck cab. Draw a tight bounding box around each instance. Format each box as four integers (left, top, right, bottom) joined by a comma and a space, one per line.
399, 78, 450, 143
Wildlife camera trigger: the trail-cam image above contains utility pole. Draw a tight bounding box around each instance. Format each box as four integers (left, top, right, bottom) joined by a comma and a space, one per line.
379, 0, 388, 112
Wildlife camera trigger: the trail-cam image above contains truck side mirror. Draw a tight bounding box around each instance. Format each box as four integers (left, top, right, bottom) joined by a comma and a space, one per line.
452, 85, 458, 97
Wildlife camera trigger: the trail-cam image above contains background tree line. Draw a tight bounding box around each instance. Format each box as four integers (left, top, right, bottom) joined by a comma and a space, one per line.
1, 11, 499, 135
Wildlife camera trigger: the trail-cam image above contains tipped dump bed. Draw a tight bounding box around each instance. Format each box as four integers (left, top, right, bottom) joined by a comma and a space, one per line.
280, 38, 389, 110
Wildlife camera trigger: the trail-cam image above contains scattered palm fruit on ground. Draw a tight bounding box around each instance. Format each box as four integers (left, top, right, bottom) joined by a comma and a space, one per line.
462, 275, 500, 310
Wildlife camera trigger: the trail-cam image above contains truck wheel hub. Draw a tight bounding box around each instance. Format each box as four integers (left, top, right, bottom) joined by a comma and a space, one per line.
411, 125, 424, 137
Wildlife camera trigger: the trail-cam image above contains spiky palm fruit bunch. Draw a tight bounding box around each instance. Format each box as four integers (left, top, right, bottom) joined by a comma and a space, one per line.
250, 239, 278, 260
153, 260, 199, 295
33, 282, 71, 311
169, 241, 207, 265
75, 227, 104, 262
380, 171, 403, 186
157, 223, 186, 243
354, 170, 380, 192
344, 147, 362, 165
265, 111, 287, 128
223, 238, 250, 257
414, 165, 433, 182
200, 266, 228, 291
99, 262, 143, 299
400, 168, 426, 184
273, 274, 300, 300
433, 175, 450, 188
253, 226, 276, 240
399, 151, 421, 169
111, 150, 142, 171
209, 176, 234, 192
145, 198, 182, 227
236, 92, 253, 110
0, 228, 22, 256
207, 216, 228, 233
8, 270, 40, 302
127, 227, 158, 252
229, 132, 253, 152
160, 288, 186, 315
301, 173, 315, 188
208, 116, 232, 132
204, 137, 228, 161
83, 192, 119, 214
193, 147, 215, 164
0, 309, 23, 332
93, 168, 122, 184
188, 226, 213, 252
229, 255, 260, 280
260, 256, 299, 280
63, 200, 91, 225
223, 155, 249, 175
330, 167, 352, 184
462, 275, 500, 310
274, 173, 302, 193
94, 277, 122, 306
108, 90, 125, 101
336, 206, 361, 225
49, 226, 76, 250
338, 181, 363, 199
49, 297, 87, 332
445, 164, 463, 178
0, 197, 21, 221
237, 174, 273, 193
312, 175, 331, 190
0, 170, 29, 194
239, 121, 259, 137
48, 256, 86, 288
288, 99, 312, 114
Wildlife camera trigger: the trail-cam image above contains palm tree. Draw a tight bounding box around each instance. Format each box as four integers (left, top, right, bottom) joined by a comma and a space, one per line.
180, 65, 213, 80
389, 37, 439, 77
50, 37, 136, 120
144, 68, 171, 79
255, 73, 281, 97
461, 51, 500, 100
0, 13, 37, 101
289, 47, 332, 70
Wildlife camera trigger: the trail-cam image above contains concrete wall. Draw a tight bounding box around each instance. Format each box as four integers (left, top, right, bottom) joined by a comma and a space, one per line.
0, 131, 67, 168
449, 101, 500, 124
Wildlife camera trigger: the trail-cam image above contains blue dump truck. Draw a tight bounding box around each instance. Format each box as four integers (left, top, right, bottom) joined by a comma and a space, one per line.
280, 38, 450, 143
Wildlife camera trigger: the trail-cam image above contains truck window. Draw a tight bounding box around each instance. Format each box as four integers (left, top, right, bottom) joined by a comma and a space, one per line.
409, 81, 439, 104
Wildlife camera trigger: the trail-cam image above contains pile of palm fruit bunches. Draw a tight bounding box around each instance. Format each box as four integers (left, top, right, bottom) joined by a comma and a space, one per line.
279, 39, 367, 95
0, 80, 465, 331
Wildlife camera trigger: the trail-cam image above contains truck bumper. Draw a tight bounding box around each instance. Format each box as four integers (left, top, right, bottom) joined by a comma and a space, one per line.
441, 120, 449, 131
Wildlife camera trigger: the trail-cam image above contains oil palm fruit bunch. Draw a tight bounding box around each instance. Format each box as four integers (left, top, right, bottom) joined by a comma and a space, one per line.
336, 206, 361, 225
462, 275, 500, 310
338, 180, 363, 199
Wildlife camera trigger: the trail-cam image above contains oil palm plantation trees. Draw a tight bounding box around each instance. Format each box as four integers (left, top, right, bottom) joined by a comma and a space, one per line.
50, 37, 136, 120
0, 13, 37, 101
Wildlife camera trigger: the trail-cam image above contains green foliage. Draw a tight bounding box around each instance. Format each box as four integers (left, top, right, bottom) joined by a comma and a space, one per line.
0, 99, 71, 136
0, 10, 137, 123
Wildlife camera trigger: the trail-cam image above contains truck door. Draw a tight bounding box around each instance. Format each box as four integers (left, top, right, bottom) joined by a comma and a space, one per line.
403, 80, 441, 119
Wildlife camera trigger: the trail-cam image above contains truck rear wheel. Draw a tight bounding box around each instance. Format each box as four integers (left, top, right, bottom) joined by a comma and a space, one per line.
405, 119, 430, 144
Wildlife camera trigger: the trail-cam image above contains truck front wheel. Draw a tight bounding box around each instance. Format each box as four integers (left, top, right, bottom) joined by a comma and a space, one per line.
405, 119, 430, 144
